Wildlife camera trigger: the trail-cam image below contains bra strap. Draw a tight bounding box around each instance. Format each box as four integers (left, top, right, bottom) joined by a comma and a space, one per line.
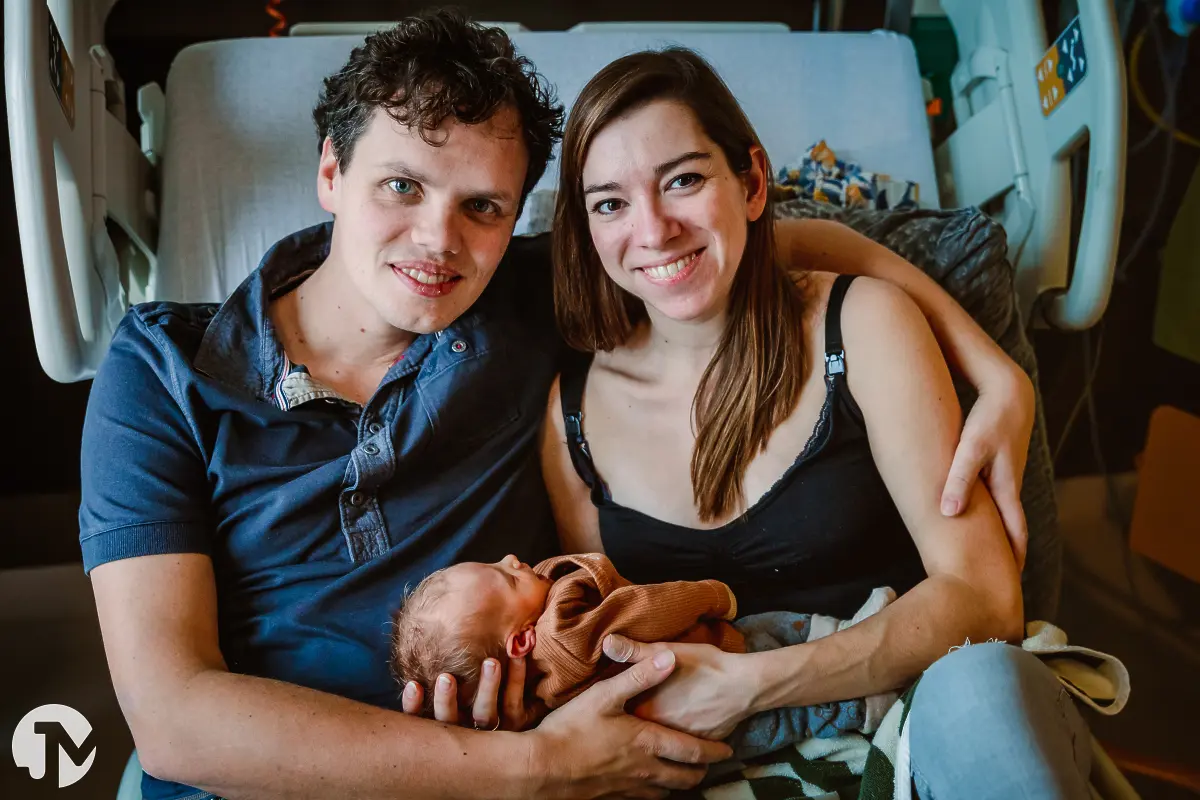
824, 274, 857, 377
558, 352, 606, 502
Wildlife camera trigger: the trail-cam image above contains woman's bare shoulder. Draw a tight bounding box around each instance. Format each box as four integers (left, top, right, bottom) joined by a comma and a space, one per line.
837, 276, 942, 389
799, 271, 931, 362
838, 275, 925, 339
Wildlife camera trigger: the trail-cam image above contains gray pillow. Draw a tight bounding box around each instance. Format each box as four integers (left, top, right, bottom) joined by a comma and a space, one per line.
776, 198, 1061, 622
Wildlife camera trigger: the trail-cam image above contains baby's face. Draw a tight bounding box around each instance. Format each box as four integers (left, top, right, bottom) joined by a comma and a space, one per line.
438, 555, 553, 643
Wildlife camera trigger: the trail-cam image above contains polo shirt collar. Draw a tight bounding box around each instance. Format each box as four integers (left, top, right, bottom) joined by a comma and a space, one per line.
193, 222, 492, 409
194, 222, 334, 403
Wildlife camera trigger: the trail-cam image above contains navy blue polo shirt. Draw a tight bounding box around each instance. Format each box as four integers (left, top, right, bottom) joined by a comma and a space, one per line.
79, 222, 562, 799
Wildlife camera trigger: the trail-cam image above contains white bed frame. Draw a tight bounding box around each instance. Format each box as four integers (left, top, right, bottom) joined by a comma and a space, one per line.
7, 0, 1125, 384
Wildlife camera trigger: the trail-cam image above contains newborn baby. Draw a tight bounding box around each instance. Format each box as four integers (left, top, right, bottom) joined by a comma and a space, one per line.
391, 552, 896, 758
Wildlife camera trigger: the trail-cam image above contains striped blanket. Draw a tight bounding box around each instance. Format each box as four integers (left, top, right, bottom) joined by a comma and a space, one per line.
681, 622, 1129, 800
679, 683, 918, 800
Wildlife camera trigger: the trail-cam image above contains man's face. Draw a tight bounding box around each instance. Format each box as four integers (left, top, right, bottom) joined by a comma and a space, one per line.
317, 106, 529, 335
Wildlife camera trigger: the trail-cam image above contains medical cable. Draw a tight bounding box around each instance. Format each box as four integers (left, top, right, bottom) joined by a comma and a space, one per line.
266, 0, 287, 37
1129, 16, 1198, 147
1116, 14, 1187, 282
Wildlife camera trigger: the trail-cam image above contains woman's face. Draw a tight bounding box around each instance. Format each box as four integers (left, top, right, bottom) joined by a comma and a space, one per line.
580, 99, 767, 325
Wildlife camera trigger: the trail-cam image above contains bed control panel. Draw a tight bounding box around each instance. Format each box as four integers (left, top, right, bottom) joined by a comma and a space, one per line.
47, 8, 74, 128
1037, 16, 1088, 118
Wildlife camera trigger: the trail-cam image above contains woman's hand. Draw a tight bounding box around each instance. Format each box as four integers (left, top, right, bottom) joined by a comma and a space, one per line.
602, 634, 755, 740
940, 362, 1035, 572
530, 648, 732, 799
401, 655, 538, 731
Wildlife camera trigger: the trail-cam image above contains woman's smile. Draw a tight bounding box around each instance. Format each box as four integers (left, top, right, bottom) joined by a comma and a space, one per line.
637, 248, 705, 286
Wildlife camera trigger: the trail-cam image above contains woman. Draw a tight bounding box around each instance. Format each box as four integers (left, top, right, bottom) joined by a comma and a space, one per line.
537, 49, 1092, 798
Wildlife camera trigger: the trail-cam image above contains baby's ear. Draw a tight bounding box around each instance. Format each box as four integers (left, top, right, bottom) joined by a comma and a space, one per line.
506, 626, 536, 658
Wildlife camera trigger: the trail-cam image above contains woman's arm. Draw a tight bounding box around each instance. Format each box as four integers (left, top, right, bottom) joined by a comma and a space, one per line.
746, 277, 1023, 711
608, 278, 1023, 735
776, 218, 1034, 568
541, 375, 604, 554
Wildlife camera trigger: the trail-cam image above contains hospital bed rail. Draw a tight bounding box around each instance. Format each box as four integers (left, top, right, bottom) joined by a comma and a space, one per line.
936, 0, 1126, 331
6, 0, 160, 382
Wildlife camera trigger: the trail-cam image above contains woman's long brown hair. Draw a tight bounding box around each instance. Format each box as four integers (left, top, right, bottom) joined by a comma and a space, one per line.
551, 48, 808, 522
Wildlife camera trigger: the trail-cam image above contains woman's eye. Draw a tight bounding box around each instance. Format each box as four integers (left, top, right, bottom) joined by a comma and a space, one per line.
387, 179, 416, 195
592, 198, 624, 215
668, 173, 702, 190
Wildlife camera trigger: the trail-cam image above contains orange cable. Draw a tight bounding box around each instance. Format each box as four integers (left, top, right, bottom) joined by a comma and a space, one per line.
266, 0, 286, 37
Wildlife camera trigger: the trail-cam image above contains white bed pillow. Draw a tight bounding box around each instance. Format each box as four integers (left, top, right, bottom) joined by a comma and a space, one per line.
156, 31, 936, 303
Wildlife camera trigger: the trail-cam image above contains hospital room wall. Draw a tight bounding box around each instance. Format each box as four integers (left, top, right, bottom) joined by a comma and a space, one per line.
0, 0, 1197, 570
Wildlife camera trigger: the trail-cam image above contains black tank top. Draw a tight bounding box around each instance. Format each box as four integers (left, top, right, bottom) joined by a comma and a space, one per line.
558, 275, 925, 619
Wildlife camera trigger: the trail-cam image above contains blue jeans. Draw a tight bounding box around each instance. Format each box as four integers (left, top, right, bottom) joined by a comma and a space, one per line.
909, 642, 1093, 800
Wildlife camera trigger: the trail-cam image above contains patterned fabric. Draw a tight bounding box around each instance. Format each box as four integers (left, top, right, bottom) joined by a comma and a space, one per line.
683, 627, 1127, 799
677, 684, 919, 800
775, 142, 921, 211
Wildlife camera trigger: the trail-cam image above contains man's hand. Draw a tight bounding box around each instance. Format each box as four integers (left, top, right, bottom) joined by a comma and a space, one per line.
529, 648, 733, 799
401, 655, 538, 732
404, 650, 731, 798
602, 635, 753, 741
939, 366, 1035, 572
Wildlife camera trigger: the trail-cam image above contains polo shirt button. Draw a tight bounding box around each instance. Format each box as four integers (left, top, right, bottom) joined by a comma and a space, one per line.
368, 422, 383, 435
451, 340, 468, 354
350, 491, 367, 507
363, 443, 380, 456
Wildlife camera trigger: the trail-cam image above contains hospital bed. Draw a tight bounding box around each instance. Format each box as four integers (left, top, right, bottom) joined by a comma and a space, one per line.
6, 0, 1139, 797
7, 0, 1126, 385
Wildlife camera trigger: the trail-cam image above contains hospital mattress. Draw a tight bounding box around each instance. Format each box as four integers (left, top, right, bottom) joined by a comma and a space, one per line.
156, 31, 937, 303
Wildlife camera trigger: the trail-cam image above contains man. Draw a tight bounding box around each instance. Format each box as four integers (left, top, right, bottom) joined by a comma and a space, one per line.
81, 10, 1033, 799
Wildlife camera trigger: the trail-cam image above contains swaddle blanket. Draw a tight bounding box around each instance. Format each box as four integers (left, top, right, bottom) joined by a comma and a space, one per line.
681, 622, 1128, 800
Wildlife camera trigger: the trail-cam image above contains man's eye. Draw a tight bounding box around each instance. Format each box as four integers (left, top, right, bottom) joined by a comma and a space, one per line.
470, 199, 499, 215
592, 199, 624, 215
668, 173, 702, 190
387, 179, 416, 195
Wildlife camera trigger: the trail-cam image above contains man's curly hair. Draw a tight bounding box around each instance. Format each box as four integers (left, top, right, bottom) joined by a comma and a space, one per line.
390, 568, 506, 717
312, 8, 564, 211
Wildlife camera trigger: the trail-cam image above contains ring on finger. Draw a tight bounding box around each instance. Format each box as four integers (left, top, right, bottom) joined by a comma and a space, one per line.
473, 717, 501, 731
